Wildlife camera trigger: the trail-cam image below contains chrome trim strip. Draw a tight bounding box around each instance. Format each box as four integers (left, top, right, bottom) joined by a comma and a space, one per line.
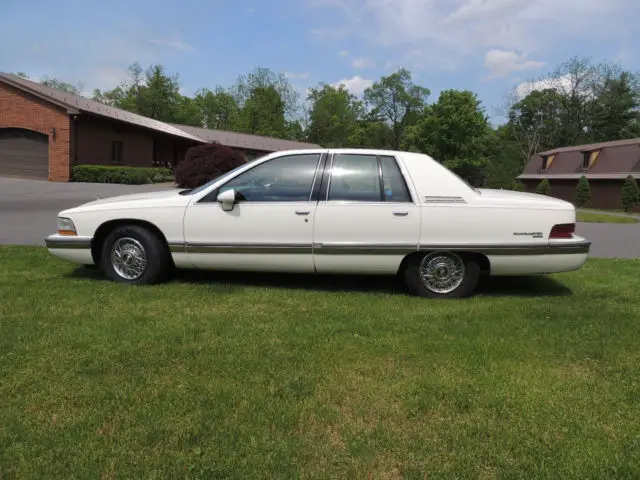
172, 241, 590, 256
182, 242, 311, 254
418, 241, 591, 256
45, 236, 92, 249
423, 196, 467, 204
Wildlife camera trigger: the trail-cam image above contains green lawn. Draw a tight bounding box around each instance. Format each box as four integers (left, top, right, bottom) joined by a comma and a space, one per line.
576, 210, 639, 224
1, 247, 640, 479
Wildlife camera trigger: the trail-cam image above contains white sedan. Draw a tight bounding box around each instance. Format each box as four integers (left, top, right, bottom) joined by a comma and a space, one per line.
46, 149, 590, 298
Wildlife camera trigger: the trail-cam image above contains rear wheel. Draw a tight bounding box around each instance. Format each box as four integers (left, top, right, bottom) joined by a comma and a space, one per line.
100, 225, 171, 285
403, 251, 480, 298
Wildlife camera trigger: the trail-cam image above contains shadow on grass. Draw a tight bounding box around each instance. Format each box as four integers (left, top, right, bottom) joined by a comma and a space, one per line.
67, 267, 573, 298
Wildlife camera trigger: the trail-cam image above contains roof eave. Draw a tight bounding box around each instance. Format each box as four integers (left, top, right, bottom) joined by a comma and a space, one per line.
0, 74, 78, 113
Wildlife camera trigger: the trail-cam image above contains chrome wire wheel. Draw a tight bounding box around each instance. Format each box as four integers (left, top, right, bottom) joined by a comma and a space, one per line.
111, 237, 147, 280
419, 252, 466, 294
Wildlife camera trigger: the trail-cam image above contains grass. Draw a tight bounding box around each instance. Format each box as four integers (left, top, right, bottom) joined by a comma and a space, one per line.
576, 210, 639, 224
1, 246, 640, 479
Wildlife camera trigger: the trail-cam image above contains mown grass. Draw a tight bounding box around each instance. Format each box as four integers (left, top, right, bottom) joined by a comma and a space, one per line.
1, 246, 640, 479
577, 211, 639, 224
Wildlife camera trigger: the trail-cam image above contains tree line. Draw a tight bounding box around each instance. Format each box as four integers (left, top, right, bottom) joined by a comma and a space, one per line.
15, 56, 640, 188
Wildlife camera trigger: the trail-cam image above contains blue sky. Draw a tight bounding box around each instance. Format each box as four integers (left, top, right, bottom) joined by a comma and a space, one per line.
1, 0, 639, 124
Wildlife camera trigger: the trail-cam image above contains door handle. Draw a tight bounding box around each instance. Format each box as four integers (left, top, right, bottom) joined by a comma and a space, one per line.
295, 210, 311, 216
393, 211, 409, 216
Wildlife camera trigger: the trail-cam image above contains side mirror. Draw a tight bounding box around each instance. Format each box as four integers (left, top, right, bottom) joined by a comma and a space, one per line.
217, 189, 236, 211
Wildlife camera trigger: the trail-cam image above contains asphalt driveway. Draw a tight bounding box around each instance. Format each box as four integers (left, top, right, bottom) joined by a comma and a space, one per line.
0, 177, 175, 246
1, 177, 639, 258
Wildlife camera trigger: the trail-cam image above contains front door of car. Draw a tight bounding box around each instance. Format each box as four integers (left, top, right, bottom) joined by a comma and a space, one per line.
312, 152, 422, 274
182, 151, 327, 273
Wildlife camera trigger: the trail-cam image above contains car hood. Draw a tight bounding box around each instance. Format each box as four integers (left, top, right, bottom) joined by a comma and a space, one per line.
476, 188, 574, 209
62, 188, 191, 213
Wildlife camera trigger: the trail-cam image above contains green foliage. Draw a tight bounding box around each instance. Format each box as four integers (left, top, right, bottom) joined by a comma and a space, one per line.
306, 84, 363, 147
536, 178, 551, 195
406, 89, 492, 185
575, 176, 591, 207
621, 175, 640, 212
363, 68, 430, 149
40, 75, 83, 94
238, 85, 287, 138
194, 87, 240, 130
511, 180, 525, 191
71, 165, 173, 184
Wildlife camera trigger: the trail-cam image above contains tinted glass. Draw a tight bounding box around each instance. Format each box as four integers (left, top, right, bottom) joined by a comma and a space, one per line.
219, 153, 320, 202
328, 154, 381, 202
380, 156, 412, 202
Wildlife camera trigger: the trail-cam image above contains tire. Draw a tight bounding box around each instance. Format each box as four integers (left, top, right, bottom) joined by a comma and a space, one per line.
403, 251, 480, 299
100, 225, 171, 285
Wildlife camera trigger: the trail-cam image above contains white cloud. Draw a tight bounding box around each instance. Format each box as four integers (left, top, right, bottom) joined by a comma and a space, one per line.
485, 49, 545, 78
333, 75, 374, 95
352, 57, 375, 69
309, 0, 639, 74
514, 74, 573, 99
149, 37, 194, 52
339, 50, 349, 56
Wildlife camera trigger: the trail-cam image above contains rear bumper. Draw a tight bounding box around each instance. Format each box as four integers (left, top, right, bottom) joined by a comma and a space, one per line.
45, 234, 94, 265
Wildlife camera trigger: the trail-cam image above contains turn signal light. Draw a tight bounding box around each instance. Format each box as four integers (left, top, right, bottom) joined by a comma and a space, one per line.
549, 223, 575, 239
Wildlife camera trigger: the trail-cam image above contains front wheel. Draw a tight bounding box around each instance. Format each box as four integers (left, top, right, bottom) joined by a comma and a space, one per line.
100, 225, 171, 285
403, 251, 480, 298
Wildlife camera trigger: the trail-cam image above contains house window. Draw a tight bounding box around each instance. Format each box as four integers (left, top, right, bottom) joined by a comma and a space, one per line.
541, 156, 548, 170
111, 141, 123, 163
582, 152, 590, 169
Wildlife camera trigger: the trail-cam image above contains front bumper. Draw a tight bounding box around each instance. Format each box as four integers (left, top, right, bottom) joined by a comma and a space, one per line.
45, 234, 94, 265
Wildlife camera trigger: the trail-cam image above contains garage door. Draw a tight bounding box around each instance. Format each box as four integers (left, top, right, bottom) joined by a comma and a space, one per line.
0, 128, 49, 179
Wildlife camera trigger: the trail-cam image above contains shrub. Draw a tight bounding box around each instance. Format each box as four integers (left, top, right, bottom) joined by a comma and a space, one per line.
575, 175, 591, 207
511, 180, 525, 191
621, 175, 640, 212
174, 142, 246, 188
535, 178, 551, 195
72, 165, 173, 184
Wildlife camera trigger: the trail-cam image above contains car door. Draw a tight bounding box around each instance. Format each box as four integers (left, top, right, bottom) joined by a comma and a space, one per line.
312, 152, 421, 274
183, 151, 327, 273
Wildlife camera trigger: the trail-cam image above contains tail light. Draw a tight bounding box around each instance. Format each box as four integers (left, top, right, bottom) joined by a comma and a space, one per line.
549, 223, 575, 239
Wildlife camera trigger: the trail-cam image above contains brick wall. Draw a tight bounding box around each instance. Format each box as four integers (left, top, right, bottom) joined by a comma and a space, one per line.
0, 82, 71, 181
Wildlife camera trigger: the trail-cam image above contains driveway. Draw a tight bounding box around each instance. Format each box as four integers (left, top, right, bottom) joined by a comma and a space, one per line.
0, 177, 175, 246
1, 177, 639, 258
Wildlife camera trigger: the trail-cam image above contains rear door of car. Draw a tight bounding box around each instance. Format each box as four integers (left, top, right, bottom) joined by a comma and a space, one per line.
312, 151, 422, 274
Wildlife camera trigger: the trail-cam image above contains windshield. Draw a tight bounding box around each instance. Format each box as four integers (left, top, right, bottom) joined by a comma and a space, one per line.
179, 155, 268, 195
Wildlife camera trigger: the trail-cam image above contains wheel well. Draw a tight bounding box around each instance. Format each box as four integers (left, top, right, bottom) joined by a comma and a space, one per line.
91, 219, 173, 266
398, 250, 491, 275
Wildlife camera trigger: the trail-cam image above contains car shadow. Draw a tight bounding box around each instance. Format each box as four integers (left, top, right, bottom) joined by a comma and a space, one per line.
66, 267, 573, 298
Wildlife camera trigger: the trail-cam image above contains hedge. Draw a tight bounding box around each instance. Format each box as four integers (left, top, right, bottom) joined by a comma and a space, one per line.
71, 165, 174, 185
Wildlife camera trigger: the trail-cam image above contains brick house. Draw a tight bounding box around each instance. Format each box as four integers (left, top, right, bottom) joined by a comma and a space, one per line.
517, 138, 640, 211
0, 73, 320, 181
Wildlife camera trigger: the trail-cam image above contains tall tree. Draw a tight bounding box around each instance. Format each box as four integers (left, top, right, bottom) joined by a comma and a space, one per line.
194, 87, 240, 130
590, 71, 640, 141
405, 89, 491, 184
136, 64, 182, 121
232, 67, 300, 120
239, 85, 287, 138
364, 68, 430, 149
506, 88, 564, 165
306, 83, 363, 147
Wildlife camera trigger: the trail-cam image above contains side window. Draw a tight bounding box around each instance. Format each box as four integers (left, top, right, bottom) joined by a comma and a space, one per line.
380, 156, 412, 202
218, 153, 321, 202
328, 154, 381, 202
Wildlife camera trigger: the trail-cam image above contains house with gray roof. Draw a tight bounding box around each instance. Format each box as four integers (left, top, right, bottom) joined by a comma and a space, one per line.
0, 73, 320, 181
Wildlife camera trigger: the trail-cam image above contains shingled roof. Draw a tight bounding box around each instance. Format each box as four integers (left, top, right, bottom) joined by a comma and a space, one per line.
519, 137, 640, 180
0, 73, 322, 152
169, 124, 321, 152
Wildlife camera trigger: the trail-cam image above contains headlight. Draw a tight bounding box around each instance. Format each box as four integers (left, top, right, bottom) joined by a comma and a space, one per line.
57, 217, 77, 236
